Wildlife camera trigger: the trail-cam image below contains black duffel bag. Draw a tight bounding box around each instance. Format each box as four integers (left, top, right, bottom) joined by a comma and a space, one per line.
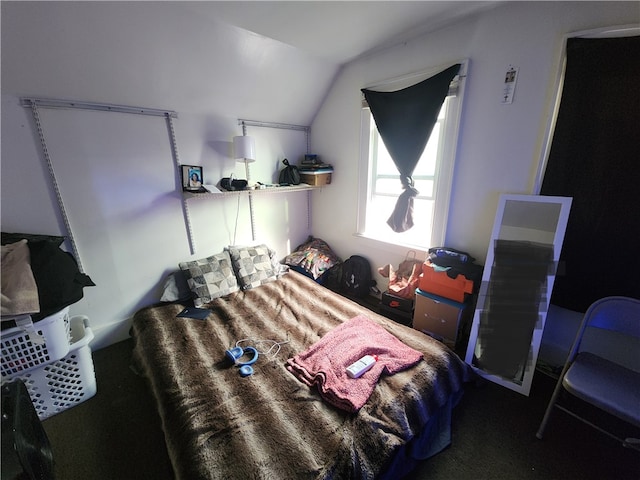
278, 159, 300, 185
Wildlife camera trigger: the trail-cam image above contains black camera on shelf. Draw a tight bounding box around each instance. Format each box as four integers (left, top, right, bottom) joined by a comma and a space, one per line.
220, 177, 248, 191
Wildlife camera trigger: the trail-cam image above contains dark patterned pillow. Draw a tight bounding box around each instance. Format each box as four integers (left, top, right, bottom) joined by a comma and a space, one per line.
227, 244, 277, 290
179, 251, 239, 306
159, 271, 192, 303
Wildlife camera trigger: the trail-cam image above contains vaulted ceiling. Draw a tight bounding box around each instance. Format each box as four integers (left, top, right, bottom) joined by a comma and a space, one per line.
182, 1, 498, 65
0, 1, 499, 128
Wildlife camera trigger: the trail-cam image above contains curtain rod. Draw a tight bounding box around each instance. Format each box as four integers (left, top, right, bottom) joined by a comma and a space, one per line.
20, 97, 178, 118
363, 60, 468, 91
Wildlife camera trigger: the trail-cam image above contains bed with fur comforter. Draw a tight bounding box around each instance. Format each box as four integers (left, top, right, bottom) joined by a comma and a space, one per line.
131, 270, 472, 479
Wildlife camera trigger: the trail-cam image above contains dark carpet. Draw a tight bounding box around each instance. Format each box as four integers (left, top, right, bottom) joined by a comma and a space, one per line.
42, 338, 640, 480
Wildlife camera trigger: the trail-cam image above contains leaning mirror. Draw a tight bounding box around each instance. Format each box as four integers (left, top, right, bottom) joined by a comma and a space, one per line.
465, 194, 572, 395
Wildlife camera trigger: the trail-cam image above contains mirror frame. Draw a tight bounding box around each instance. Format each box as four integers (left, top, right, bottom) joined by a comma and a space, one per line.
465, 194, 572, 395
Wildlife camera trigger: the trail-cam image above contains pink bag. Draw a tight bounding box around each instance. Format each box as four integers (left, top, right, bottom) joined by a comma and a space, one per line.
378, 251, 423, 300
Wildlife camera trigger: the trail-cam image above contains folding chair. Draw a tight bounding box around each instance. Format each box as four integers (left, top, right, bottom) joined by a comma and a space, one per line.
536, 296, 640, 450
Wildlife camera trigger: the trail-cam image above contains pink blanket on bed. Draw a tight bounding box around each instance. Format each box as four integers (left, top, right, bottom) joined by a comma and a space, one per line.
286, 314, 423, 412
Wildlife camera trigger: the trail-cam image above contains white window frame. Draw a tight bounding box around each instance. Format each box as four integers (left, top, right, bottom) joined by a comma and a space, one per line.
356, 60, 468, 251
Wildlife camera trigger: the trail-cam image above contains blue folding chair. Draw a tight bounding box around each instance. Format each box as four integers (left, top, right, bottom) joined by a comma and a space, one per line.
536, 296, 640, 450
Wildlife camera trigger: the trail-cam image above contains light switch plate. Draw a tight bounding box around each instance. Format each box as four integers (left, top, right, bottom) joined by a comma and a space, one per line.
502, 66, 519, 104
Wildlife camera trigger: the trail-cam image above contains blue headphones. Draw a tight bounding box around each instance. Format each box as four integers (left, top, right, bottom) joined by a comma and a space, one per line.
225, 346, 259, 377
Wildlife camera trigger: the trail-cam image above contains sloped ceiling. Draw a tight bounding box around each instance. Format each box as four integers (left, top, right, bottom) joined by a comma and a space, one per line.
182, 1, 498, 65
1, 1, 497, 128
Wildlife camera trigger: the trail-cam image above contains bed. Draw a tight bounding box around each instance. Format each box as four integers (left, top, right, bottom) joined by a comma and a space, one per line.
131, 247, 472, 480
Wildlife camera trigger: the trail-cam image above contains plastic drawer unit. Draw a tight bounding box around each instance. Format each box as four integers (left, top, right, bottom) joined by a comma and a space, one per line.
413, 289, 464, 347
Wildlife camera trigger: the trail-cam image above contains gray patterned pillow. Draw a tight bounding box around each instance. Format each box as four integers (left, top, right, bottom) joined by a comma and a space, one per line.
227, 244, 277, 290
179, 251, 239, 306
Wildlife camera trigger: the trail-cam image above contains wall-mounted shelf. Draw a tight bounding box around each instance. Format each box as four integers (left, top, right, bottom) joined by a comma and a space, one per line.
183, 184, 324, 199
178, 118, 321, 253
182, 184, 325, 252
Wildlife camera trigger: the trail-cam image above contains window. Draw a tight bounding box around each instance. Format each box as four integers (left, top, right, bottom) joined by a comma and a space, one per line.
357, 62, 467, 249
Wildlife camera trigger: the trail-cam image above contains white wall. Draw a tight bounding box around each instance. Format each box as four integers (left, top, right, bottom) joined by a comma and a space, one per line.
309, 1, 639, 366
1, 2, 338, 348
312, 2, 640, 265
311, 1, 638, 268
2, 2, 637, 355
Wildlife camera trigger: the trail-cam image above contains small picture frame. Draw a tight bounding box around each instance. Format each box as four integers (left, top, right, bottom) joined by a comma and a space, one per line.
182, 165, 203, 191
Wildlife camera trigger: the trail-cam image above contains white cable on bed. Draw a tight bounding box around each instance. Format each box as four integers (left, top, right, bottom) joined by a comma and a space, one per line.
235, 338, 290, 358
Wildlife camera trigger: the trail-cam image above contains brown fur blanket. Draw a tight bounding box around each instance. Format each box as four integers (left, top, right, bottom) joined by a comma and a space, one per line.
131, 271, 471, 480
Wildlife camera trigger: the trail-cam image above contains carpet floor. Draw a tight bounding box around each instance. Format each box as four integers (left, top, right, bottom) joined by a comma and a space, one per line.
41, 338, 640, 480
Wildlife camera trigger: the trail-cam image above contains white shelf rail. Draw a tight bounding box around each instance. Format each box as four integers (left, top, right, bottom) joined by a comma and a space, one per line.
21, 97, 179, 270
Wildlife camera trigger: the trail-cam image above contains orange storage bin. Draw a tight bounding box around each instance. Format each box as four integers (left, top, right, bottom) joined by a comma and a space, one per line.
419, 261, 474, 302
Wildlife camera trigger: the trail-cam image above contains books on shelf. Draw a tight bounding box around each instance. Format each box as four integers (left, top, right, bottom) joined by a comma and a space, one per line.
298, 164, 333, 174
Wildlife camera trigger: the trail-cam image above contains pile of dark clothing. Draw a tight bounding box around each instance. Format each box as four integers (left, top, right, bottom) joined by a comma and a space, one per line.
1, 232, 95, 327
427, 247, 483, 288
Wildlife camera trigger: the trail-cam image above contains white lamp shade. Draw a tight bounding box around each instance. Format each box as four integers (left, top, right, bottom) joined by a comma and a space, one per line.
233, 135, 256, 162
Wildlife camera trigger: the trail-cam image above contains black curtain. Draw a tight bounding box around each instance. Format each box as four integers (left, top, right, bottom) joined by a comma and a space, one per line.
362, 64, 460, 232
540, 36, 640, 312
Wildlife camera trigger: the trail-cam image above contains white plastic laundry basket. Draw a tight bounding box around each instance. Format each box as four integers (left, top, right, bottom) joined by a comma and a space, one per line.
1, 307, 71, 379
9, 315, 97, 420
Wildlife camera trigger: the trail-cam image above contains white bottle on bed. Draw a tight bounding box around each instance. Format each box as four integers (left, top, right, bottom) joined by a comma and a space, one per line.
346, 355, 378, 378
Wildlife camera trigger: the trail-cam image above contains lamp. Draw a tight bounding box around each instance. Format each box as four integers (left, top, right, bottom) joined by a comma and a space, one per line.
233, 135, 256, 183
232, 130, 258, 241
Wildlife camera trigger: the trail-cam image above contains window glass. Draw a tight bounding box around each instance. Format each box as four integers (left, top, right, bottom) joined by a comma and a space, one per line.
358, 64, 466, 249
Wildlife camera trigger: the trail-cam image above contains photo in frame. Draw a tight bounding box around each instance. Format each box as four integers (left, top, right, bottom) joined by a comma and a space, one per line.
181, 165, 203, 191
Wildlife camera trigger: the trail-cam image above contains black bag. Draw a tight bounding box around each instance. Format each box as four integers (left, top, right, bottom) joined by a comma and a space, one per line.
323, 263, 343, 293
278, 159, 301, 185
428, 246, 475, 266
428, 246, 483, 286
341, 255, 373, 298
1, 380, 55, 480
